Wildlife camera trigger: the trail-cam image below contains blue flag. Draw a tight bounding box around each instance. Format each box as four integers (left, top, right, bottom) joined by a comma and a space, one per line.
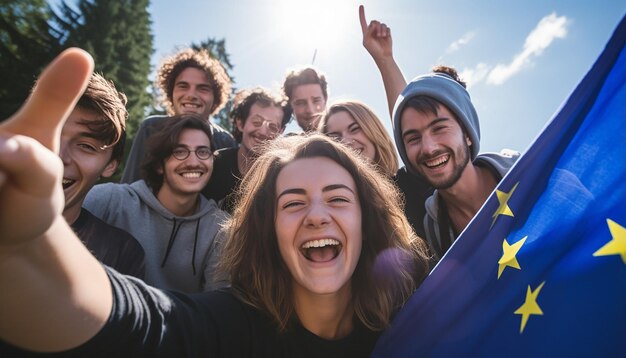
373, 14, 626, 357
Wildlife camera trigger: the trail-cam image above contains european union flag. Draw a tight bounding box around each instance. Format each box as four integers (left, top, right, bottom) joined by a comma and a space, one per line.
373, 15, 626, 357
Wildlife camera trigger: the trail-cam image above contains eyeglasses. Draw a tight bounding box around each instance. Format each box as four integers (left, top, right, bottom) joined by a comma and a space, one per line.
171, 146, 213, 160
250, 118, 281, 135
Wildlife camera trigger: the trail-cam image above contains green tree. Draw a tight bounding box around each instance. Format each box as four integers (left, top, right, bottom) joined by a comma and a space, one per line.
0, 0, 61, 120
52, 0, 153, 137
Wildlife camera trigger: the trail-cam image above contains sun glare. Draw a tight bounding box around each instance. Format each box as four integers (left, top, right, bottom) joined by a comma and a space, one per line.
272, 0, 358, 63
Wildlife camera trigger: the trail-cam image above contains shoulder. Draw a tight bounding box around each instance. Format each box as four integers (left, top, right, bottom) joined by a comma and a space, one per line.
90, 182, 134, 197
394, 166, 433, 196
475, 149, 521, 177
141, 115, 168, 126
135, 115, 169, 135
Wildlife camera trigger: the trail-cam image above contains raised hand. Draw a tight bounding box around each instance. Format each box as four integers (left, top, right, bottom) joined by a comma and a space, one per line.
358, 5, 406, 120
359, 5, 393, 61
0, 48, 93, 246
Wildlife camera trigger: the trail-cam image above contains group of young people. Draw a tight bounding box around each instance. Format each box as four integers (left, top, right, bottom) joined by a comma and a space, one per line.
0, 5, 520, 357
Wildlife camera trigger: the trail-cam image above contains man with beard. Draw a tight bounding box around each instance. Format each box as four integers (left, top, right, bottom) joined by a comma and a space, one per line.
202, 87, 290, 214
393, 67, 519, 263
360, 6, 519, 264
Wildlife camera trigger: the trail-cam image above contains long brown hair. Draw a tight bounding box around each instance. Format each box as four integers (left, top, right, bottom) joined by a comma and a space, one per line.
219, 134, 429, 332
320, 100, 399, 176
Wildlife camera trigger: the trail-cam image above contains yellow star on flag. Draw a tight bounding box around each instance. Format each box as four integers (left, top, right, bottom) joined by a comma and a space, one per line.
498, 236, 527, 279
491, 182, 519, 228
593, 218, 626, 264
514, 281, 545, 334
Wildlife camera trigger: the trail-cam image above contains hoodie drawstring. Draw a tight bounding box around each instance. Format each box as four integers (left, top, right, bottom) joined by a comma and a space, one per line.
191, 218, 201, 276
161, 218, 182, 268
161, 217, 202, 276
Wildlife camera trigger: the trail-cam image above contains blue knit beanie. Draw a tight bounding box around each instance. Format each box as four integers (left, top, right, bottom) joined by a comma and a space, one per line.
392, 72, 480, 176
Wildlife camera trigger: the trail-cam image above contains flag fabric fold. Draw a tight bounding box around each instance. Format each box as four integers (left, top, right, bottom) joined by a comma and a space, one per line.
373, 14, 626, 357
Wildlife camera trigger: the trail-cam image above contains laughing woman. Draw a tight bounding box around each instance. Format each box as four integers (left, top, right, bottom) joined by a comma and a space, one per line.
319, 99, 399, 177
0, 50, 429, 357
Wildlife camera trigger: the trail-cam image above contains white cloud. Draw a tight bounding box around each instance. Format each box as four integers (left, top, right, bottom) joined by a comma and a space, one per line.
446, 31, 476, 53
487, 13, 569, 85
460, 63, 490, 88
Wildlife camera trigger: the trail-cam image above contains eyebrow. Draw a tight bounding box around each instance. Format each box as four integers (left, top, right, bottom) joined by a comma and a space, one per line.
277, 184, 355, 201
402, 117, 450, 139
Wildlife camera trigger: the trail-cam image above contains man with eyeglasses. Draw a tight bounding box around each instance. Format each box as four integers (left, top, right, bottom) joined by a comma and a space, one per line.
83, 114, 229, 293
202, 88, 291, 214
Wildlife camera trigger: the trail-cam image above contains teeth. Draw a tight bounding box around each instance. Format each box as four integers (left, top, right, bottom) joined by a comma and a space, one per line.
302, 238, 340, 249
62, 179, 73, 185
425, 155, 449, 168
181, 172, 202, 178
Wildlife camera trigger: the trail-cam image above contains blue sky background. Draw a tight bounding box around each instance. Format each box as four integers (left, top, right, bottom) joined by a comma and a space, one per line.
148, 1, 624, 155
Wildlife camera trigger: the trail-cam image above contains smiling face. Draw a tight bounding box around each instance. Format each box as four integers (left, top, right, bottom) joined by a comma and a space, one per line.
237, 102, 284, 154
275, 157, 362, 299
172, 67, 215, 119
325, 110, 376, 162
61, 108, 118, 223
400, 105, 471, 189
158, 128, 214, 199
290, 83, 326, 132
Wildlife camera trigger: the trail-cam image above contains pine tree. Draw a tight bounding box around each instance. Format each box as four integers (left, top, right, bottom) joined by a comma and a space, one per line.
52, 0, 153, 137
0, 0, 61, 120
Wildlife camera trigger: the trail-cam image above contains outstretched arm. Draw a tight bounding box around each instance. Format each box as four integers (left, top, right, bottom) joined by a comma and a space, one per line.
0, 48, 112, 352
359, 5, 407, 122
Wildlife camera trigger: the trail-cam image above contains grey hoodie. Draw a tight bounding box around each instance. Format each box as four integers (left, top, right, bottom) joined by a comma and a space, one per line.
423, 152, 520, 263
84, 180, 229, 293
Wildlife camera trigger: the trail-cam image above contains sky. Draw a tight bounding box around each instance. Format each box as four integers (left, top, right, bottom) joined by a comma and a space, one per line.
149, 0, 626, 155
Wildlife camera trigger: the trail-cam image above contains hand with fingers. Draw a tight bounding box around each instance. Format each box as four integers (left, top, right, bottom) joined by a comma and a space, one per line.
359, 4, 394, 62
0, 48, 93, 246
358, 5, 407, 120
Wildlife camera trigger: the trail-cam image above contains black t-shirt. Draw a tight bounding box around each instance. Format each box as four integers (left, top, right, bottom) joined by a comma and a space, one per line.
3, 267, 380, 357
393, 166, 434, 240
202, 147, 241, 214
72, 208, 145, 279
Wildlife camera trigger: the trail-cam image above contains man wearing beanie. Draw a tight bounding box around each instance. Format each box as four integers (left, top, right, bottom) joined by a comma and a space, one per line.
393, 67, 519, 263
360, 6, 518, 264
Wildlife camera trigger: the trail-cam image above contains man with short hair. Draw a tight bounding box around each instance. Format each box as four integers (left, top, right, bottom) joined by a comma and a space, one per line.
281, 66, 328, 132
85, 115, 229, 293
203, 87, 290, 213
60, 73, 145, 278
121, 48, 237, 183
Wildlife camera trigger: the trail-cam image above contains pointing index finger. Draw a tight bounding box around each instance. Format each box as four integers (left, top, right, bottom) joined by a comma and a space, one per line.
359, 5, 368, 33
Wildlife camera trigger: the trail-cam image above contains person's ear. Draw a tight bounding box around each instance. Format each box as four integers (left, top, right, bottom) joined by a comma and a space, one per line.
466, 136, 472, 146
101, 159, 119, 178
236, 118, 245, 132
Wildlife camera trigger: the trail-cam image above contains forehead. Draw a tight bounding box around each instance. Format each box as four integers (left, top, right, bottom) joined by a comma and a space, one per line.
326, 110, 355, 131
276, 157, 356, 195
175, 67, 210, 84
400, 105, 460, 131
176, 128, 211, 146
247, 103, 284, 124
63, 108, 100, 134
291, 83, 324, 101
